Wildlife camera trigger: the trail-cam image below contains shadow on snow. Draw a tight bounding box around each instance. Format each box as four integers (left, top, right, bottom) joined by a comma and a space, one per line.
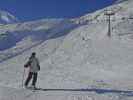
35, 88, 133, 96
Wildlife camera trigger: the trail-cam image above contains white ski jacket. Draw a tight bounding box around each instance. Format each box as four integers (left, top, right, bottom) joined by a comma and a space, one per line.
29, 57, 40, 73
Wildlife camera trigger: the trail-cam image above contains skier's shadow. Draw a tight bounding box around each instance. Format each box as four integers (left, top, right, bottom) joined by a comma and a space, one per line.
36, 88, 133, 96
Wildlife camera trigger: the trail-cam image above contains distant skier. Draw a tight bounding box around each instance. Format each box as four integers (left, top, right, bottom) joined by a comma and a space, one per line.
24, 52, 40, 89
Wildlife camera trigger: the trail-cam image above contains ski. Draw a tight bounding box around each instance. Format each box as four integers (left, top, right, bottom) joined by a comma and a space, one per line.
24, 86, 39, 92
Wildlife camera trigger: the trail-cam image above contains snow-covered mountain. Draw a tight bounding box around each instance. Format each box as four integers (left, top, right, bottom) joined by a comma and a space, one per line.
1, 0, 133, 100
0, 18, 78, 61
0, 10, 18, 24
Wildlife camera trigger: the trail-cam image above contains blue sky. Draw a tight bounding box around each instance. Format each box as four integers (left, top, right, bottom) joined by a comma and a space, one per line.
0, 0, 116, 21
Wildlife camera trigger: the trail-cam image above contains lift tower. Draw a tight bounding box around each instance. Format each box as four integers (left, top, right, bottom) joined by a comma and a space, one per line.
104, 10, 115, 37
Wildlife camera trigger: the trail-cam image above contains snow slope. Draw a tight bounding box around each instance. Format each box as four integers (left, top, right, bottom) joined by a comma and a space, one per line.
0, 19, 78, 61
1, 0, 133, 100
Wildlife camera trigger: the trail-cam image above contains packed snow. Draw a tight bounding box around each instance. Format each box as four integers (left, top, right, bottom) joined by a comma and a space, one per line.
0, 0, 133, 100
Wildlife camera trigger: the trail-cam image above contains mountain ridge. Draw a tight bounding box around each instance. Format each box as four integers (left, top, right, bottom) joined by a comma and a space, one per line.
0, 10, 18, 24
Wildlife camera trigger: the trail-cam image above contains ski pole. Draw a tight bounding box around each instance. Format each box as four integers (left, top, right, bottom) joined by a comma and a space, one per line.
22, 68, 26, 88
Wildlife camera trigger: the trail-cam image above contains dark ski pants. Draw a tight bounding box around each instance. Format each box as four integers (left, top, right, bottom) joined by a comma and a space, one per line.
24, 72, 38, 86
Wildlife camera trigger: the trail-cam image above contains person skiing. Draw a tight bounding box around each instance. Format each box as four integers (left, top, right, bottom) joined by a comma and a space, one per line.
24, 52, 40, 89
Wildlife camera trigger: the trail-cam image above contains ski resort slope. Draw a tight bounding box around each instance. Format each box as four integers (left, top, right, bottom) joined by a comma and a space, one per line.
1, 0, 133, 100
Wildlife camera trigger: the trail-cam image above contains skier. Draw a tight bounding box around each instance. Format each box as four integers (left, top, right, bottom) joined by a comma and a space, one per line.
24, 52, 40, 89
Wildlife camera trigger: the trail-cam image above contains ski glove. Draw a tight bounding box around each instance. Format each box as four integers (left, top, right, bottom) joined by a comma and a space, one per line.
38, 64, 40, 71
24, 61, 31, 68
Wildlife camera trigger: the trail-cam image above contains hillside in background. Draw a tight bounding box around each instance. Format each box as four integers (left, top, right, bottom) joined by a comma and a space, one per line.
0, 10, 18, 24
